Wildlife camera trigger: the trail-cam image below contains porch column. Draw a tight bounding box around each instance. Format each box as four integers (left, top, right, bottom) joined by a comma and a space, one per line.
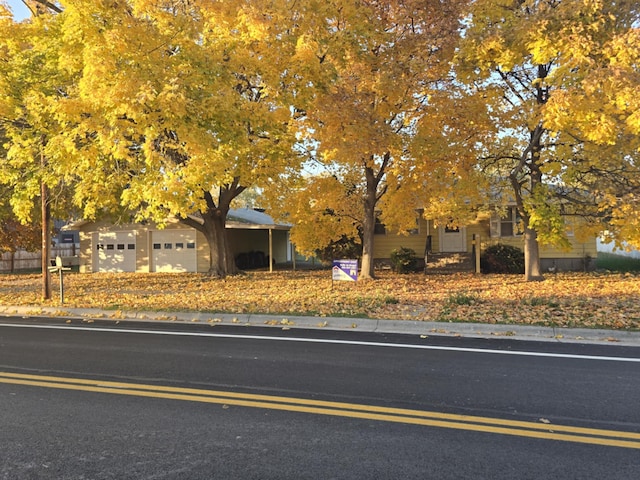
269, 228, 273, 273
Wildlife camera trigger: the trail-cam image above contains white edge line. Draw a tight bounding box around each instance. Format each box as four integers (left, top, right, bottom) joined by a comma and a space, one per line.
1, 322, 639, 363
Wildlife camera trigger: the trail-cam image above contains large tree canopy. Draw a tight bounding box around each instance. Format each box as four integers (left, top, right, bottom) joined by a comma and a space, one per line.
266, 0, 471, 279
2, 0, 314, 277
457, 0, 640, 280
0, 2, 79, 296
2, 0, 638, 284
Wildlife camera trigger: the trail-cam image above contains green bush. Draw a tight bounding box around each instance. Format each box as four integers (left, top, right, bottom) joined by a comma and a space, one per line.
314, 235, 362, 264
481, 244, 525, 274
390, 247, 417, 273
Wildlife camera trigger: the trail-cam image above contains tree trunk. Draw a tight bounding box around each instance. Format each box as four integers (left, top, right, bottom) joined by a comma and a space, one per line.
360, 166, 379, 280
181, 183, 245, 278
360, 197, 376, 280
359, 154, 391, 280
201, 211, 229, 278
225, 237, 238, 275
523, 226, 543, 281
202, 221, 239, 277
41, 179, 51, 300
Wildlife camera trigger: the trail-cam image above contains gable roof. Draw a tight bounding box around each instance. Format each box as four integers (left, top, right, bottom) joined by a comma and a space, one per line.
226, 208, 290, 230
62, 208, 290, 231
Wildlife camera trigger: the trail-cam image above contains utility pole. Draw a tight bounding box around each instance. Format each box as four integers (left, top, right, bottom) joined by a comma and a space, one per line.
41, 147, 51, 300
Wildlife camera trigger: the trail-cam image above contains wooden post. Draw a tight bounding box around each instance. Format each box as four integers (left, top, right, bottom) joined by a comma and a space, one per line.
474, 234, 481, 273
41, 147, 51, 300
268, 228, 273, 273
291, 238, 297, 271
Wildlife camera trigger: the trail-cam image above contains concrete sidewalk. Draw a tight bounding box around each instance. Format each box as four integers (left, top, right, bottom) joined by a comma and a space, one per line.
1, 304, 639, 346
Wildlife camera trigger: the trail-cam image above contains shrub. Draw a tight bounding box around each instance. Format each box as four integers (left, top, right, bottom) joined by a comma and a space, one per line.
314, 235, 362, 264
481, 244, 525, 274
390, 247, 417, 273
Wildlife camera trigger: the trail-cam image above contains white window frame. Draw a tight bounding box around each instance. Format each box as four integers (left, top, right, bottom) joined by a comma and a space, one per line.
491, 207, 523, 238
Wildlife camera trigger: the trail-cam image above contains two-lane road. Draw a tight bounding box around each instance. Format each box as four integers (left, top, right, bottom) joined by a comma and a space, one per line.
1, 317, 639, 479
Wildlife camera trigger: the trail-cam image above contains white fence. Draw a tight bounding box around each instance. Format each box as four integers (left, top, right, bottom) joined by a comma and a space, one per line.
0, 246, 78, 273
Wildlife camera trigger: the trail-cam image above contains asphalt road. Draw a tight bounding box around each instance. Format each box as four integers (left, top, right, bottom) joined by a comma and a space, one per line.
1, 317, 639, 479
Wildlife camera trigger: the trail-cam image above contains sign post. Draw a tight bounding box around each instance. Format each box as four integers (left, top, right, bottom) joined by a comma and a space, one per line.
332, 259, 358, 287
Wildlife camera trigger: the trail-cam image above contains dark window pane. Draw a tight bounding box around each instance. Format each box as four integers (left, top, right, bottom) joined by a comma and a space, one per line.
153, 243, 161, 250
501, 222, 513, 236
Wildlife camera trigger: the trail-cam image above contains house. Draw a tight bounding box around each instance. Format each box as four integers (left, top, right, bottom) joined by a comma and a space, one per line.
372, 207, 597, 272
66, 208, 292, 273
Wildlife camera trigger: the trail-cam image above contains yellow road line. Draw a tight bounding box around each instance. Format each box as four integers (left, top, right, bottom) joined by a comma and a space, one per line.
2, 372, 639, 449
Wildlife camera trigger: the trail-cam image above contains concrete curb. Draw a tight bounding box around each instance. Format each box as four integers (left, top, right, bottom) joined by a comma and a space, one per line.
1, 304, 639, 346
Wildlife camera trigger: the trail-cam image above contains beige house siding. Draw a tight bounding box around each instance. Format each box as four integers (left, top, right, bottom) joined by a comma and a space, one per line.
372, 217, 431, 260
75, 217, 290, 273
196, 230, 210, 273
371, 214, 597, 271
78, 219, 201, 273
372, 218, 487, 260
78, 230, 92, 273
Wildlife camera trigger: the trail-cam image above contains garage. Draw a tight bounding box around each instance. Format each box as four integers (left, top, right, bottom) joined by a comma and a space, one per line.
150, 229, 197, 272
94, 231, 137, 272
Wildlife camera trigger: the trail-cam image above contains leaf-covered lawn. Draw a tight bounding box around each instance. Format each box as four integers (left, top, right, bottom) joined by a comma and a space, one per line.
0, 271, 638, 330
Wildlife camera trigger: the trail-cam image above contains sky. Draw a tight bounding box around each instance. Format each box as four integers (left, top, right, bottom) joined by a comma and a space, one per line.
4, 0, 30, 21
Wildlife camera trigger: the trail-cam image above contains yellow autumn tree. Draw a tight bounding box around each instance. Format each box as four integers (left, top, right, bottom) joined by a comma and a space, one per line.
12, 0, 315, 278
266, 0, 470, 279
457, 0, 640, 280
0, 1, 75, 297
280, 168, 365, 260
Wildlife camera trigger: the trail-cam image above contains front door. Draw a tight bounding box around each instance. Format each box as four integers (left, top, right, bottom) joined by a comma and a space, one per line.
439, 225, 467, 253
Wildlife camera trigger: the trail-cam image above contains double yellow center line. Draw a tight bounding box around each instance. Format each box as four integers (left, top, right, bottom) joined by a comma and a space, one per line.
2, 371, 639, 449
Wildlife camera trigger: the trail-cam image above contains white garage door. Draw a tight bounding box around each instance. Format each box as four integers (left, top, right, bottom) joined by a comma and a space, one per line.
95, 231, 137, 272
151, 230, 197, 272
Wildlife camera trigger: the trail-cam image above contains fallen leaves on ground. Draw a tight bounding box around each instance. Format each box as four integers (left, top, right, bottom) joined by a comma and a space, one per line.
0, 270, 638, 330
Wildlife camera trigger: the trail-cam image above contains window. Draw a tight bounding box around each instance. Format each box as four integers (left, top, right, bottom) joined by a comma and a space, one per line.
491, 207, 522, 237
153, 243, 161, 250
407, 218, 420, 235
117, 244, 125, 250
127, 244, 135, 250
374, 214, 419, 235
186, 242, 196, 249
106, 244, 114, 250
564, 215, 576, 237
61, 233, 75, 243
97, 244, 104, 250
175, 242, 184, 249
164, 243, 172, 249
